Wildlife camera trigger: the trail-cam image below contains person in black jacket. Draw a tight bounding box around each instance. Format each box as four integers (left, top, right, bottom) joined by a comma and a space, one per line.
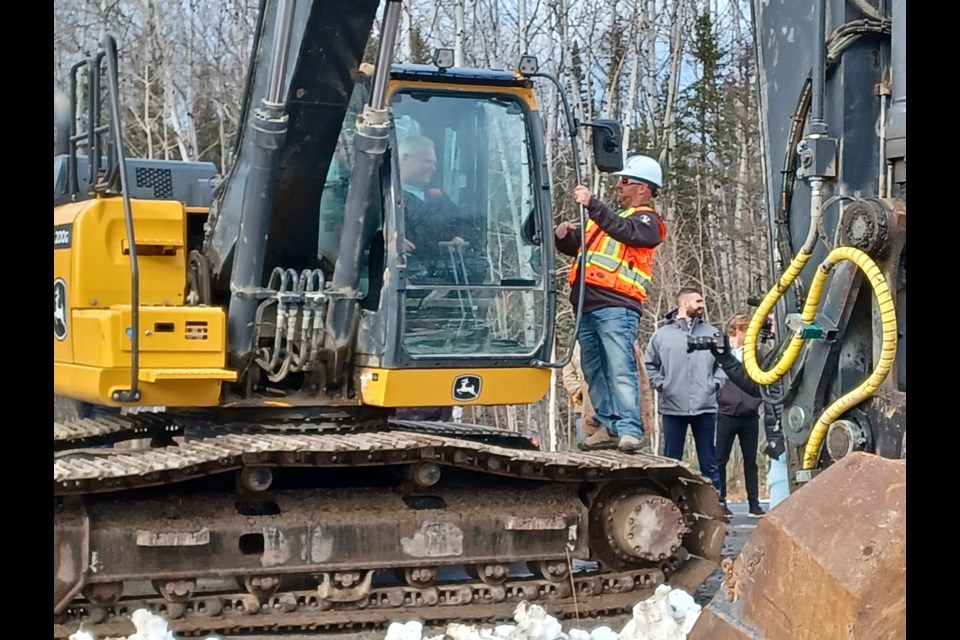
711, 314, 785, 517
713, 315, 767, 517
397, 134, 486, 285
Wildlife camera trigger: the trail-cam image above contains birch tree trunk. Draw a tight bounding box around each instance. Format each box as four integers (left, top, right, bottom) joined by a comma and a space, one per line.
661, 0, 689, 160
454, 0, 465, 66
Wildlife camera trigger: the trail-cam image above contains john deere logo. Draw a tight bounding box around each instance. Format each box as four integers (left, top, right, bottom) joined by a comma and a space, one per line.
54, 279, 68, 341
452, 374, 481, 401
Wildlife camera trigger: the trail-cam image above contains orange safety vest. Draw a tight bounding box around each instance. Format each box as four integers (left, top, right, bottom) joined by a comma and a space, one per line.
567, 205, 666, 305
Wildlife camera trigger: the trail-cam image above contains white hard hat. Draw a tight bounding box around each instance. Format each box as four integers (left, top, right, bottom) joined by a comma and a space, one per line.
614, 155, 663, 189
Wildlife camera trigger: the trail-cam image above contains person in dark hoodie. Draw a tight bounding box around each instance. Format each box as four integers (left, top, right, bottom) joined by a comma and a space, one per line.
644, 287, 726, 492
714, 314, 766, 518
554, 155, 666, 453
709, 314, 786, 513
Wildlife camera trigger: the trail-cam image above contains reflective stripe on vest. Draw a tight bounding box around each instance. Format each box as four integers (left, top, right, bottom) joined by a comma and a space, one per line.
568, 206, 661, 304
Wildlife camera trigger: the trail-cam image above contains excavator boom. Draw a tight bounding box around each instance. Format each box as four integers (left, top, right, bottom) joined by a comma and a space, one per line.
203, 0, 381, 284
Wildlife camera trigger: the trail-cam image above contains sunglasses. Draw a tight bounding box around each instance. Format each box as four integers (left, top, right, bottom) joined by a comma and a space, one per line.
619, 177, 643, 186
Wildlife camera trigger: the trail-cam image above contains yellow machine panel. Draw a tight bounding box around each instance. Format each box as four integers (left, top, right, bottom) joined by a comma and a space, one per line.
387, 81, 540, 112
70, 306, 227, 368
54, 197, 187, 310
54, 305, 234, 407
54, 196, 233, 407
359, 367, 551, 407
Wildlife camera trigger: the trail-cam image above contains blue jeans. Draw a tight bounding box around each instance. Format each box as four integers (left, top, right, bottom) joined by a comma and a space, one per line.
662, 413, 721, 492
577, 307, 643, 439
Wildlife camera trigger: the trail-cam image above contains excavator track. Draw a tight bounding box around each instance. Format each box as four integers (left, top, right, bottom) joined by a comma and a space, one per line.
54, 421, 725, 638
54, 414, 537, 452
54, 414, 184, 451
55, 565, 674, 638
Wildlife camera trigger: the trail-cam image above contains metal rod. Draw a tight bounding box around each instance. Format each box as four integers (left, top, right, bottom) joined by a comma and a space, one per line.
809, 0, 828, 135
103, 34, 141, 401
371, 0, 402, 109
890, 0, 905, 113
885, 0, 906, 180
530, 71, 583, 370
266, 0, 297, 106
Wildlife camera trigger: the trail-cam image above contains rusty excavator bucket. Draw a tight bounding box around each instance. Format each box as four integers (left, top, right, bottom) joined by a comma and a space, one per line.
688, 452, 906, 640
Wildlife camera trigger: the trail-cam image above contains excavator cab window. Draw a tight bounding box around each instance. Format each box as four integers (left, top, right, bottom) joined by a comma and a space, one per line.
318, 74, 373, 275
318, 75, 386, 306
391, 90, 545, 358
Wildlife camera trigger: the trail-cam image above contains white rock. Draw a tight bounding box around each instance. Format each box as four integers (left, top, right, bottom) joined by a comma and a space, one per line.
126, 609, 177, 640
589, 625, 619, 640
616, 619, 636, 640
445, 622, 481, 640
509, 601, 568, 640
616, 584, 703, 640
386, 620, 425, 640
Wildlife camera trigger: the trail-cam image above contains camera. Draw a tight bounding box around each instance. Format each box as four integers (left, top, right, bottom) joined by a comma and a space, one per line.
759, 317, 775, 344
748, 295, 776, 344
687, 333, 719, 353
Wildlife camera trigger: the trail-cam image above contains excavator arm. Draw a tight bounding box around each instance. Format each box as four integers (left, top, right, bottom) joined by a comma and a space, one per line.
743, 0, 905, 482
690, 2, 906, 637
203, 0, 381, 286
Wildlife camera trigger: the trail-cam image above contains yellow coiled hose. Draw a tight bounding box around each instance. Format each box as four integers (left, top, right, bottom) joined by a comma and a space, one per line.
742, 246, 898, 470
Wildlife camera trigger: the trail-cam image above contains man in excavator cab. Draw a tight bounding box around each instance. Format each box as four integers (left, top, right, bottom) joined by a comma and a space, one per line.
397, 133, 487, 287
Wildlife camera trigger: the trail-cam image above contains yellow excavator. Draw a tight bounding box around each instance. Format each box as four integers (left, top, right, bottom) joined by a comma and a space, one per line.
54, 0, 726, 636
690, 1, 906, 637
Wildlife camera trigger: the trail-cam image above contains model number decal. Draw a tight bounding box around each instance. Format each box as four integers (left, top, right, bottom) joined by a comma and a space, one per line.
54, 224, 72, 249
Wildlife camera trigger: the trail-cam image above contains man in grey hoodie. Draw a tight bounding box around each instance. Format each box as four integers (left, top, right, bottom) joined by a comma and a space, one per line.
644, 287, 725, 492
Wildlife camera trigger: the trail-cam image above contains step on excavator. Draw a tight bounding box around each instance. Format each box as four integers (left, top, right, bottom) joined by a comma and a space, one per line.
53, 1, 726, 637
689, 1, 906, 637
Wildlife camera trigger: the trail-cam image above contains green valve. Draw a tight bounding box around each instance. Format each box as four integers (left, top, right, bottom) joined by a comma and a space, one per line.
797, 323, 823, 339
785, 314, 824, 339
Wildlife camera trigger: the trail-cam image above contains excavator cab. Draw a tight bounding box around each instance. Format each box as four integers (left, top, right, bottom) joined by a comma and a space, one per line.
312, 61, 564, 409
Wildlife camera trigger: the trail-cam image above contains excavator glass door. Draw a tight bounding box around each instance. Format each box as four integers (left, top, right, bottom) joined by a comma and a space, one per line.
391, 90, 545, 358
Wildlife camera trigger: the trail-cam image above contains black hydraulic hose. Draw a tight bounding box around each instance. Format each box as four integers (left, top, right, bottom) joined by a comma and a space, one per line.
776, 79, 811, 305
103, 34, 141, 402
529, 71, 584, 370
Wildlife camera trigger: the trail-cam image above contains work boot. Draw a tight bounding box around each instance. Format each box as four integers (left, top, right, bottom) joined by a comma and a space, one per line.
617, 434, 653, 454
578, 427, 617, 451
